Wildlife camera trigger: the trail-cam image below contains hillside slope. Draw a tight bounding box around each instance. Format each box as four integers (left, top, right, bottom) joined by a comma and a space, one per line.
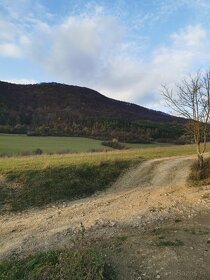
0, 81, 183, 142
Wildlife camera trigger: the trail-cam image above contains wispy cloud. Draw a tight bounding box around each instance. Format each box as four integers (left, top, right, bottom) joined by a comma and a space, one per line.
4, 78, 37, 84
0, 43, 22, 58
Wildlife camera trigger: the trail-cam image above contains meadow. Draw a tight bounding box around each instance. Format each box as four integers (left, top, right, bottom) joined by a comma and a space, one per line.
0, 133, 172, 155
0, 134, 105, 155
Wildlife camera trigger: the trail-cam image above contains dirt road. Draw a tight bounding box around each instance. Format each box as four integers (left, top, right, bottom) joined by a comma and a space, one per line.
1, 155, 210, 279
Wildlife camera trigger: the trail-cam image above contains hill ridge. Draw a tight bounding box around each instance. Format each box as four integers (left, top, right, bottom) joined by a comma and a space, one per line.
0, 81, 183, 142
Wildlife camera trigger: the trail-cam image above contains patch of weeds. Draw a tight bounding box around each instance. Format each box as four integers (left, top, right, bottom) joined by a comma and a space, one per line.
201, 193, 210, 200
0, 224, 116, 280
153, 227, 177, 235
158, 235, 165, 240
0, 250, 112, 280
114, 235, 128, 247
109, 235, 129, 250
116, 236, 128, 242
174, 219, 182, 223
189, 158, 210, 187
184, 228, 209, 235
0, 185, 16, 211
156, 239, 184, 247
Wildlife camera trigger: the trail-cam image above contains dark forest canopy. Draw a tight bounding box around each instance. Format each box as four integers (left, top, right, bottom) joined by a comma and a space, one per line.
0, 81, 185, 143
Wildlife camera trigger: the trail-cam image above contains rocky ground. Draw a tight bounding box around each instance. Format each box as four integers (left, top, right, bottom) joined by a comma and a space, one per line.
1, 155, 210, 279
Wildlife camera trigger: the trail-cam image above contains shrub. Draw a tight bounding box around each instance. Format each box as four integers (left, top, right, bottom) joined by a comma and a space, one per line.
189, 157, 210, 185
34, 148, 43, 155
102, 139, 127, 150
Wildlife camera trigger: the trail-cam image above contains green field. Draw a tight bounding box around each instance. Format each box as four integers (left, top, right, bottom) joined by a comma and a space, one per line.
0, 134, 174, 155
0, 134, 107, 155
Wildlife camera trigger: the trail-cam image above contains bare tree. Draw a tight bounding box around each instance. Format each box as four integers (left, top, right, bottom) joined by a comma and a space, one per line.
162, 71, 210, 168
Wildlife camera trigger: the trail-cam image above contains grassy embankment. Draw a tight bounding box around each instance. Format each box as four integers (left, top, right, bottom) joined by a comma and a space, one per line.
0, 143, 210, 212
0, 228, 116, 280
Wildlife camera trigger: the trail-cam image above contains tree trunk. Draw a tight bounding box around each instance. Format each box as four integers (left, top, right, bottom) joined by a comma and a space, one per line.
198, 153, 204, 169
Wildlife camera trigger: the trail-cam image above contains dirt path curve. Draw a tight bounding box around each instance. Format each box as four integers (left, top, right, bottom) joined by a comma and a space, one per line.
0, 154, 209, 259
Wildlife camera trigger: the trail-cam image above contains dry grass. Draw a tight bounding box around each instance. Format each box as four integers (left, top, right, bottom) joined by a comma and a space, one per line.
189, 157, 210, 186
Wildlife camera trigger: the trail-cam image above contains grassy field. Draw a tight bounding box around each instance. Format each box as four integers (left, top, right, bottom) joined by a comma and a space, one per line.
0, 134, 108, 155
0, 134, 174, 155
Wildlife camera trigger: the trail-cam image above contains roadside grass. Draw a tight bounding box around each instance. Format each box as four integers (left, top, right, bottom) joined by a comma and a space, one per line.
155, 239, 184, 247
0, 160, 132, 211
0, 244, 116, 280
0, 143, 210, 212
189, 157, 210, 186
0, 222, 117, 280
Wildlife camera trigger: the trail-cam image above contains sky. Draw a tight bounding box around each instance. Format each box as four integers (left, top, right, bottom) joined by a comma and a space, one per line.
0, 0, 210, 111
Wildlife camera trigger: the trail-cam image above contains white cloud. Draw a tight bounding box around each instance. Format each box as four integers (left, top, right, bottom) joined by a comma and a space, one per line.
4, 78, 37, 84
171, 25, 207, 49
0, 43, 22, 58
42, 14, 124, 82
0, 19, 19, 41
92, 24, 209, 108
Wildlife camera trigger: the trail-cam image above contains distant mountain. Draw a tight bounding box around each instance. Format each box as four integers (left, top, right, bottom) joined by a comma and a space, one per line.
0, 81, 184, 142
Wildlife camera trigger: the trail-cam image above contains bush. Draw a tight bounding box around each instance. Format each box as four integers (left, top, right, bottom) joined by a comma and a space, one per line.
102, 139, 127, 150
174, 135, 193, 145
34, 148, 43, 155
189, 157, 210, 185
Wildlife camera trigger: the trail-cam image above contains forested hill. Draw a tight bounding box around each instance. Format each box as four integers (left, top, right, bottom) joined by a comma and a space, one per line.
0, 81, 184, 142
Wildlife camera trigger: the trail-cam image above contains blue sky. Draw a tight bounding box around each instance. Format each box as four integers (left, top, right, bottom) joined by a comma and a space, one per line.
0, 0, 210, 110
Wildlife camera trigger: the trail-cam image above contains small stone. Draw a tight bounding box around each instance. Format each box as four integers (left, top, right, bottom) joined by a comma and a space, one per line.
207, 237, 210, 244
156, 275, 161, 279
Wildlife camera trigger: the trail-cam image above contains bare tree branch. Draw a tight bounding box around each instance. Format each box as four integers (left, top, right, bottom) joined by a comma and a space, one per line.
161, 70, 210, 169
